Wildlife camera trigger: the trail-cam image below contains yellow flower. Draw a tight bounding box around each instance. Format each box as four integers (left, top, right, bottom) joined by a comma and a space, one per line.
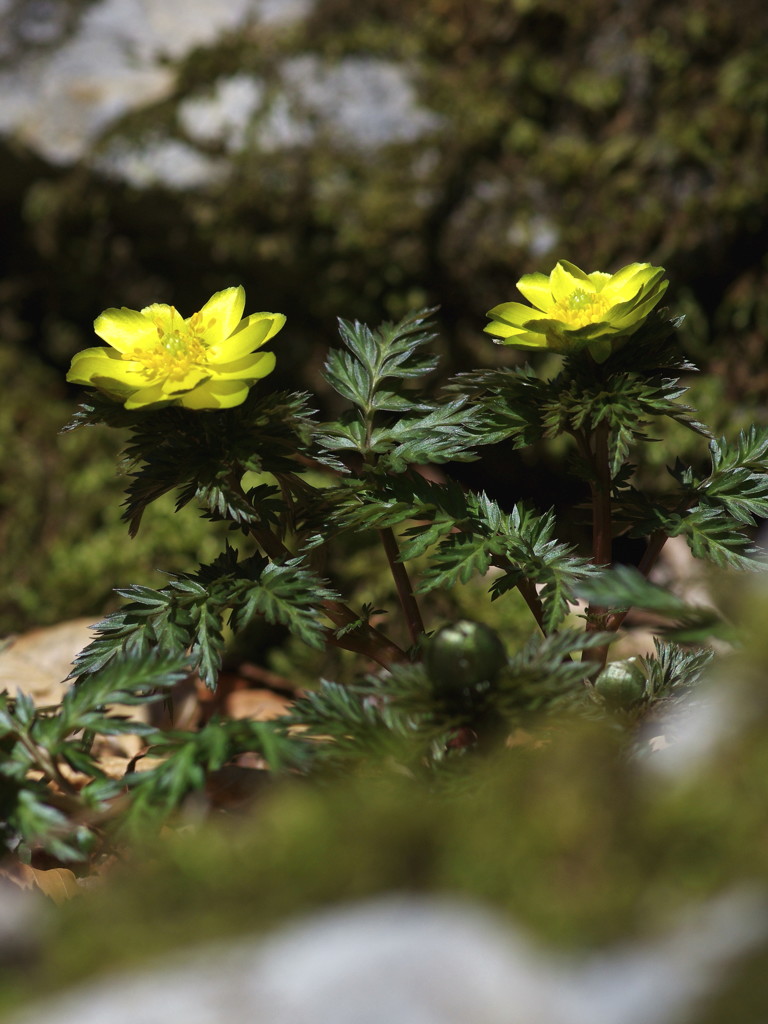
484, 260, 668, 362
67, 287, 285, 410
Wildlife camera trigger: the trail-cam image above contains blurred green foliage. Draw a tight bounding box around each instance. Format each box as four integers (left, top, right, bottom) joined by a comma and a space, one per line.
0, 349, 222, 635
4, 0, 766, 377
17, 642, 768, 1023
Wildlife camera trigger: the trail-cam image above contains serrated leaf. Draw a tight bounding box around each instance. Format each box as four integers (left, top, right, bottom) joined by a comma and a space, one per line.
576, 565, 694, 616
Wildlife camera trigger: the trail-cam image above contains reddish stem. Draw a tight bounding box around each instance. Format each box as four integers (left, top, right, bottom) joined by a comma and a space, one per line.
378, 527, 425, 648
583, 422, 613, 668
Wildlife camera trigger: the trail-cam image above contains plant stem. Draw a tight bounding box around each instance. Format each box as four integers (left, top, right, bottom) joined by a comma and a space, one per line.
605, 530, 668, 632
590, 421, 613, 571
17, 732, 79, 797
248, 522, 405, 667
378, 526, 425, 647
583, 421, 613, 667
516, 577, 547, 635
361, 415, 426, 651
321, 601, 405, 665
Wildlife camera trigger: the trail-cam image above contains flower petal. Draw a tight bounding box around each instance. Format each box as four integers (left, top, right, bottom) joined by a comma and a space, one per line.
516, 273, 554, 311
486, 302, 550, 328
601, 263, 652, 298
163, 368, 212, 393
94, 308, 157, 353
207, 313, 285, 361
194, 286, 246, 344
124, 383, 171, 409
208, 351, 276, 381
482, 322, 547, 347
140, 303, 182, 335
67, 347, 148, 388
178, 380, 250, 409
550, 261, 594, 302
608, 281, 668, 327
585, 271, 612, 292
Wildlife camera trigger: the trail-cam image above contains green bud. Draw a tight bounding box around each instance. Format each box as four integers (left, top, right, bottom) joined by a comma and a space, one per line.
425, 620, 507, 693
594, 658, 646, 710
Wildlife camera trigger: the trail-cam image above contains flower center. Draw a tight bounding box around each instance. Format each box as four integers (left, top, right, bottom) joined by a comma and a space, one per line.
127, 310, 208, 381
552, 288, 611, 329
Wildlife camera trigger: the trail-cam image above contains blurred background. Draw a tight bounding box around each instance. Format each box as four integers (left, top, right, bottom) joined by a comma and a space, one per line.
1, 0, 767, 636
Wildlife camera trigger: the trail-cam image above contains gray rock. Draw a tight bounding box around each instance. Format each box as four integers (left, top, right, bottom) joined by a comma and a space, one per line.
7, 891, 766, 1024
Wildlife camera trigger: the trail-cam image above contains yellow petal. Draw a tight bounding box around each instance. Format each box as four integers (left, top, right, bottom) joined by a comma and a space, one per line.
609, 281, 669, 327
140, 303, 182, 335
94, 308, 157, 353
516, 273, 554, 312
124, 383, 170, 409
551, 261, 594, 302
483, 322, 547, 347
601, 263, 652, 298
208, 351, 276, 381
163, 368, 212, 393
193, 286, 246, 344
67, 347, 148, 387
486, 302, 549, 327
178, 380, 250, 409
483, 321, 522, 338
208, 313, 285, 361
586, 271, 612, 292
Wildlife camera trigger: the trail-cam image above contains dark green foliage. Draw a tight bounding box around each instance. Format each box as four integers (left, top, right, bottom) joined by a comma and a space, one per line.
627, 425, 768, 571
0, 654, 190, 860
640, 639, 714, 701
121, 718, 309, 830
576, 565, 729, 644
414, 495, 596, 634
454, 312, 710, 479
318, 309, 518, 468
64, 389, 326, 537
9, 300, 768, 867
694, 427, 768, 527
279, 628, 611, 774
71, 548, 339, 689
0, 350, 223, 634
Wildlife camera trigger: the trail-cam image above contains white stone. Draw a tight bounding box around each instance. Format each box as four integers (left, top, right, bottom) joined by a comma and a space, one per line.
178, 75, 265, 152
0, 0, 311, 164
7, 891, 766, 1024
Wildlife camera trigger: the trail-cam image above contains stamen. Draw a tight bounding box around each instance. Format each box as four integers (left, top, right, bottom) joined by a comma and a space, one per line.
124, 319, 208, 381
552, 289, 611, 329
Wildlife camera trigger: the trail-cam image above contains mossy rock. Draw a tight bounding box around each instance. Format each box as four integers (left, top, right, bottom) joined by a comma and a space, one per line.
5, 669, 767, 1024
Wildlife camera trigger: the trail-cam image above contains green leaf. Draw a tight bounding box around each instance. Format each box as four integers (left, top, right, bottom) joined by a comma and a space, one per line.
576, 565, 695, 617
98, 390, 323, 536
677, 506, 761, 571
73, 550, 338, 689
415, 494, 595, 633
123, 719, 307, 826
697, 427, 768, 526
231, 557, 339, 651
322, 308, 438, 420
641, 639, 714, 699
576, 565, 728, 642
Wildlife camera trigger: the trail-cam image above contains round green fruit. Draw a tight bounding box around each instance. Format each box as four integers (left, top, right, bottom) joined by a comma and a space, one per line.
594, 658, 647, 710
424, 620, 507, 693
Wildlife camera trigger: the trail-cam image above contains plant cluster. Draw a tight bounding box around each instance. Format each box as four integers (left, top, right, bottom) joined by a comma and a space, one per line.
2, 263, 767, 866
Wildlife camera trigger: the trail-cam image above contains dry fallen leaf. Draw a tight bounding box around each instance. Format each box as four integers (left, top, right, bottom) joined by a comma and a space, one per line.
0, 861, 81, 905
225, 688, 292, 722
0, 618, 94, 706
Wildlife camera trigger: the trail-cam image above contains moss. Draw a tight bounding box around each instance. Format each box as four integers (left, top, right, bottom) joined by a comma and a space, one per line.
8, 698, 763, 1010
0, 350, 224, 634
